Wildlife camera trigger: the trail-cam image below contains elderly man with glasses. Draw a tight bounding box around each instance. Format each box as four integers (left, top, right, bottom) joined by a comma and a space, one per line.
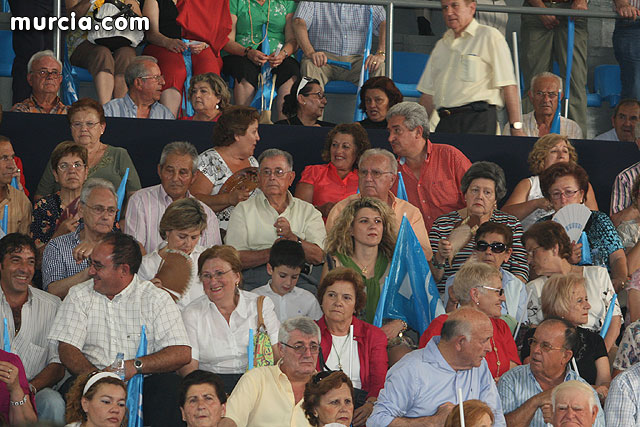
103, 56, 174, 119
42, 178, 119, 299
219, 316, 321, 427
225, 149, 326, 291
11, 50, 68, 115
497, 318, 605, 427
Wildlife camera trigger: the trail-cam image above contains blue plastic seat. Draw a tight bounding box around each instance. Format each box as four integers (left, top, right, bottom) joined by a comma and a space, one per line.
594, 64, 622, 107
0, 30, 15, 78
71, 66, 93, 82
392, 51, 429, 98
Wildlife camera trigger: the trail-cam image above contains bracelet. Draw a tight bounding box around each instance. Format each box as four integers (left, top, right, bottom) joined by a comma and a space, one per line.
281, 48, 289, 57
243, 46, 251, 57
432, 259, 446, 269
10, 394, 27, 406
376, 50, 386, 56
399, 320, 408, 334
28, 383, 36, 395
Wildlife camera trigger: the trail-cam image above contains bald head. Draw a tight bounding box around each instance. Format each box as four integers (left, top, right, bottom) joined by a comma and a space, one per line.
441, 307, 491, 342
440, 307, 493, 370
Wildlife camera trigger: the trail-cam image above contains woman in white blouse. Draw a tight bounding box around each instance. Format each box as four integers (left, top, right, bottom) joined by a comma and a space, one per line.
179, 245, 281, 393
137, 198, 208, 309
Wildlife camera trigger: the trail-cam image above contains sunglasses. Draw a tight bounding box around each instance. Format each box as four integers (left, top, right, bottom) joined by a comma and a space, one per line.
475, 240, 507, 254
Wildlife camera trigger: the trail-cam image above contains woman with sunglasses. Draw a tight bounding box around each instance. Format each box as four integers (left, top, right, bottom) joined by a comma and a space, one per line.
523, 221, 621, 351
179, 245, 281, 394
315, 268, 387, 427
275, 77, 334, 127
538, 162, 628, 292
419, 262, 520, 380
520, 274, 611, 401
303, 371, 354, 427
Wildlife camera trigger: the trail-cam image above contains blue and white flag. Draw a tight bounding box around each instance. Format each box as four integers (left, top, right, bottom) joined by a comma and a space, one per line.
0, 204, 8, 236
549, 90, 562, 134
353, 7, 373, 122
3, 318, 10, 352
250, 24, 276, 114
374, 216, 445, 335
181, 39, 195, 117
116, 168, 129, 221
127, 325, 147, 427
396, 172, 408, 202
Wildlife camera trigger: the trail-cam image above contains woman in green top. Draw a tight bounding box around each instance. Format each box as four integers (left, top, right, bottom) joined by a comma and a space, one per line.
323, 197, 405, 338
222, 0, 300, 120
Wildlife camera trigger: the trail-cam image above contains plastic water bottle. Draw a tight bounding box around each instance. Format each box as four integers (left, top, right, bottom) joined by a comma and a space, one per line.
110, 352, 125, 381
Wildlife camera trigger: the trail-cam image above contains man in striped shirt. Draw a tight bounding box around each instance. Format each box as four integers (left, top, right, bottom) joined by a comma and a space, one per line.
610, 122, 640, 217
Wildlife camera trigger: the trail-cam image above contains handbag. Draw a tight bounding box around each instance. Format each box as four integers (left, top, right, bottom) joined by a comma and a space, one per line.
251, 296, 275, 368
88, 0, 144, 50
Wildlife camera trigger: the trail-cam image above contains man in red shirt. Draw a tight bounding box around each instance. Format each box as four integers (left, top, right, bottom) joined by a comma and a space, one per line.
386, 102, 471, 231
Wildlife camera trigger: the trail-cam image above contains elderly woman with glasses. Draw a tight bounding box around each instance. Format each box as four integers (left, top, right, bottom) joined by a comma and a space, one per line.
523, 221, 622, 351
315, 268, 387, 427
275, 77, 334, 127
303, 371, 354, 427
520, 274, 610, 400
538, 162, 628, 292
430, 161, 528, 288
34, 98, 141, 203
503, 134, 598, 230
419, 262, 520, 380
295, 123, 370, 219
179, 245, 280, 394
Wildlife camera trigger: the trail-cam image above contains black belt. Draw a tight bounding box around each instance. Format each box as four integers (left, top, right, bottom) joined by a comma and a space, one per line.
437, 101, 492, 117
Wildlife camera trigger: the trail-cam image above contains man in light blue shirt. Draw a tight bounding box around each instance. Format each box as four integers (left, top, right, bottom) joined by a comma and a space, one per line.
103, 56, 174, 120
605, 361, 640, 426
497, 319, 605, 427
367, 307, 506, 426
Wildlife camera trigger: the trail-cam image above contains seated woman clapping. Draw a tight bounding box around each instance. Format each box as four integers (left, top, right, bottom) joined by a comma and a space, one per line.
303, 371, 354, 427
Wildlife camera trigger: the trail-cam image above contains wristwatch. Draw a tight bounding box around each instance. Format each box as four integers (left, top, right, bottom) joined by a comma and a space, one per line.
134, 359, 143, 375
510, 121, 523, 130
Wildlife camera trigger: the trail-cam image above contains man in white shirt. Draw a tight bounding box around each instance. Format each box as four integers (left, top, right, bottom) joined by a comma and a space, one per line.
48, 232, 191, 426
226, 149, 326, 290
595, 99, 640, 142
0, 233, 64, 423
253, 240, 323, 321
124, 141, 221, 253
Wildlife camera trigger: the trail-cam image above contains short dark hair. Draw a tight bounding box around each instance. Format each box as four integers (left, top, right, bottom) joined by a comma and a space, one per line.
212, 106, 260, 147
100, 233, 142, 274
268, 240, 305, 270
475, 222, 513, 248
316, 267, 366, 313
302, 371, 354, 427
67, 98, 106, 124
50, 141, 88, 170
282, 77, 321, 118
321, 123, 371, 165
178, 370, 227, 407
358, 76, 403, 112
460, 161, 507, 202
0, 233, 36, 264
522, 221, 572, 260
539, 162, 589, 203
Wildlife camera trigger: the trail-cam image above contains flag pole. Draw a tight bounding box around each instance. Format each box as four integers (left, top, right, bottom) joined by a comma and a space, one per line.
511, 32, 522, 121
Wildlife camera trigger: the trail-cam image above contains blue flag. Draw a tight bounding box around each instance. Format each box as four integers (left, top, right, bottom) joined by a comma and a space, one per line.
0, 205, 8, 236
353, 7, 373, 122
116, 168, 129, 221
127, 325, 147, 427
600, 294, 618, 338
3, 318, 10, 352
250, 24, 276, 113
549, 90, 562, 134
396, 172, 408, 201
247, 328, 254, 370
62, 42, 79, 106
10, 177, 18, 190
181, 39, 195, 117
374, 216, 444, 335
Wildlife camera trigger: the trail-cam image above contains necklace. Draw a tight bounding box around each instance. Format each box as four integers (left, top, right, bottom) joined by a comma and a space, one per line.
248, 0, 271, 46
491, 337, 501, 376
331, 334, 351, 370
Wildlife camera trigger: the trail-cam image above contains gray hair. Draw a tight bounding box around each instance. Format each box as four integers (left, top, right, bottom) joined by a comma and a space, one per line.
80, 178, 117, 205
460, 161, 507, 202
530, 72, 563, 93
258, 148, 293, 171
358, 148, 398, 175
159, 141, 199, 174
124, 56, 158, 88
551, 380, 596, 411
452, 261, 501, 304
440, 317, 472, 342
27, 50, 62, 73
386, 101, 430, 139
279, 316, 321, 343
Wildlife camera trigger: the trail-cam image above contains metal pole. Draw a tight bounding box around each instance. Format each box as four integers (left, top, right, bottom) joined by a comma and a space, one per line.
53, 0, 62, 62
511, 32, 522, 120
386, 2, 393, 78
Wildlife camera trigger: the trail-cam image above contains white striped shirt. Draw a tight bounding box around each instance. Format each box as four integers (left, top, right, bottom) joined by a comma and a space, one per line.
610, 161, 640, 215
48, 274, 190, 369
0, 287, 61, 381
124, 184, 222, 254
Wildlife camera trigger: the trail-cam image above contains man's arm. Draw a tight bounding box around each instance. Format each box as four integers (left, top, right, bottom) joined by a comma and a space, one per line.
238, 249, 271, 269
419, 94, 435, 118
29, 362, 65, 392
614, 0, 640, 17
47, 269, 90, 299
123, 345, 191, 380
388, 403, 455, 427
301, 241, 324, 265
59, 342, 97, 375
293, 17, 327, 67
502, 85, 524, 137
504, 390, 549, 427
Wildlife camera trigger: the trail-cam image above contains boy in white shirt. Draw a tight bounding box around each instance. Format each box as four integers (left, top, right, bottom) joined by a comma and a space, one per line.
253, 240, 323, 321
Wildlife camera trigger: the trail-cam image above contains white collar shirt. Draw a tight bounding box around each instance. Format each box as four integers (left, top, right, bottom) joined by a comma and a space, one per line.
252, 283, 323, 321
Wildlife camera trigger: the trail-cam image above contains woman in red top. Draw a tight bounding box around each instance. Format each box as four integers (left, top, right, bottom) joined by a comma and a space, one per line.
315, 268, 387, 427
295, 123, 370, 220
419, 261, 520, 380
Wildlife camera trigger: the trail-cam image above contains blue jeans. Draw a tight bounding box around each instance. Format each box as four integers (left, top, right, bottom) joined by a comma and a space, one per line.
613, 20, 640, 101
35, 388, 65, 424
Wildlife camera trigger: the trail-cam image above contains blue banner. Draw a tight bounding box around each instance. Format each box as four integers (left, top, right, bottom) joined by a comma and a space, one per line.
116, 168, 129, 221
353, 7, 373, 122
181, 39, 195, 117
396, 172, 408, 202
3, 318, 10, 352
127, 325, 147, 427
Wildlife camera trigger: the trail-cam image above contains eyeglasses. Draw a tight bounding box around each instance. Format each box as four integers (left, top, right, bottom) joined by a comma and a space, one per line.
259, 168, 289, 178
358, 169, 394, 179
527, 337, 565, 353
534, 91, 559, 99
549, 189, 580, 200
527, 246, 542, 257
71, 121, 100, 130
312, 370, 335, 384
84, 204, 118, 216
303, 91, 326, 100
280, 342, 320, 355
475, 240, 507, 254
200, 269, 233, 281
481, 285, 505, 296
140, 74, 165, 83
57, 161, 86, 172
33, 69, 61, 78
87, 257, 113, 271
0, 154, 15, 163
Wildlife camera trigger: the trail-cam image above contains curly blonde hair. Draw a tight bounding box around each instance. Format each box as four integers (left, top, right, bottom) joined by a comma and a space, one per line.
527, 134, 578, 175
65, 372, 127, 425
325, 197, 397, 260
541, 273, 587, 320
